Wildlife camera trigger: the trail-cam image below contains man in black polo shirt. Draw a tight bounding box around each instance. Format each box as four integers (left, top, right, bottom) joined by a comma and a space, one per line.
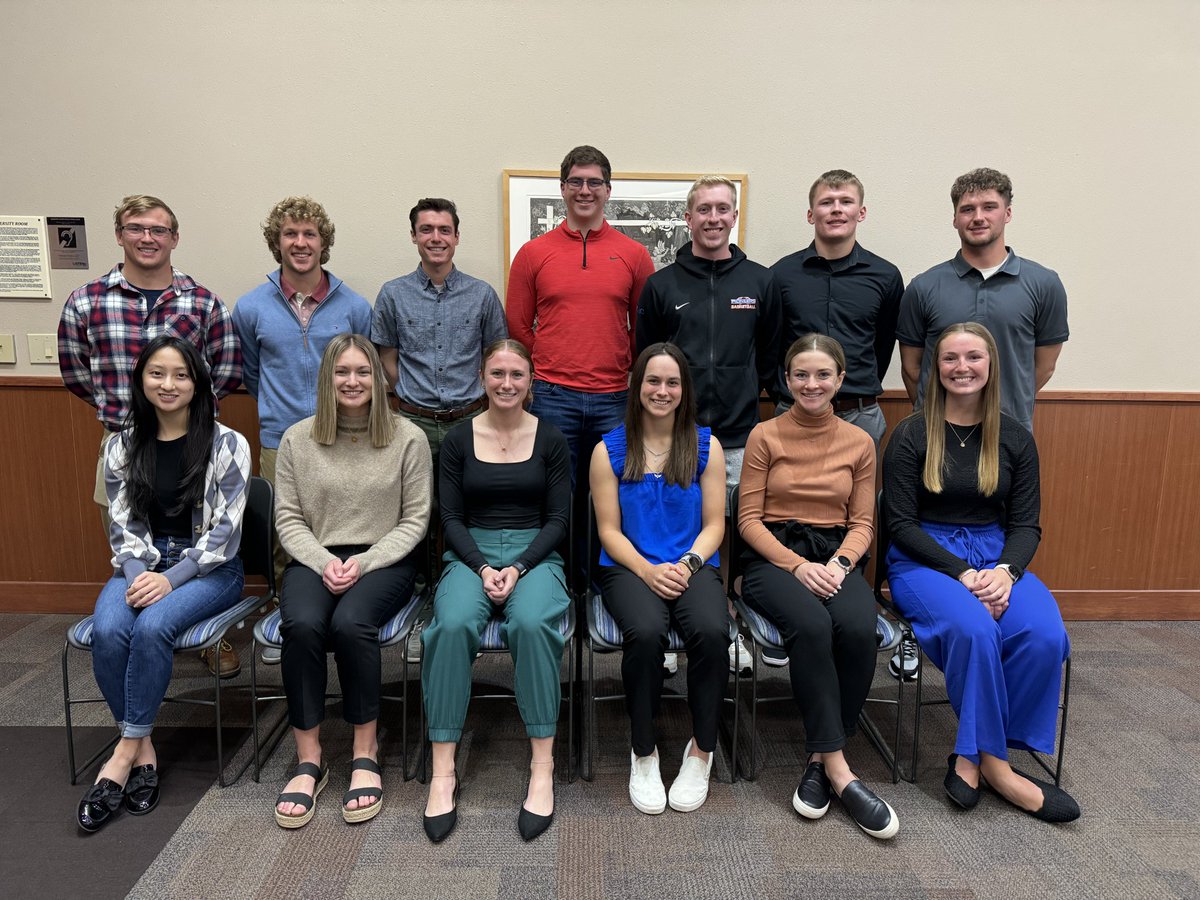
772, 169, 903, 447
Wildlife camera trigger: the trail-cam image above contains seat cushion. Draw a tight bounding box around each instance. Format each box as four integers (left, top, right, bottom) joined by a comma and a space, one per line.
588, 591, 684, 651
480, 606, 574, 652
253, 590, 425, 649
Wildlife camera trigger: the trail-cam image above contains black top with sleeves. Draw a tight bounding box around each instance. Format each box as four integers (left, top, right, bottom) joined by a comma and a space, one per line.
439, 417, 570, 573
882, 413, 1042, 579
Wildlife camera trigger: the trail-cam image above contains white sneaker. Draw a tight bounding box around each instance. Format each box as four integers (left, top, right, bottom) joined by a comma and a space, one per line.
629, 749, 666, 814
728, 634, 752, 676
406, 622, 424, 664
667, 739, 714, 812
662, 652, 679, 676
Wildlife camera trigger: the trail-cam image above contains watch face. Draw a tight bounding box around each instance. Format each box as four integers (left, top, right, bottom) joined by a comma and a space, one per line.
836, 556, 852, 571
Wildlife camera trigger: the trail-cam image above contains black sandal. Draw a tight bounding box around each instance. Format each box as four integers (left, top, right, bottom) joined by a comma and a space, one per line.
274, 761, 328, 829
342, 757, 383, 824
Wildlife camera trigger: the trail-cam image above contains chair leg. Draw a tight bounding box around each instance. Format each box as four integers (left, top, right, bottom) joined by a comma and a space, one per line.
1054, 656, 1071, 786
566, 637, 576, 784
214, 665, 227, 788
911, 642, 924, 781
584, 643, 596, 782
748, 640, 760, 782
250, 645, 261, 783
63, 640, 77, 784
730, 636, 740, 783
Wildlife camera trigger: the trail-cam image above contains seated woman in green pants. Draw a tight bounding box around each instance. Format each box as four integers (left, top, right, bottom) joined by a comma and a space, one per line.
421, 338, 571, 844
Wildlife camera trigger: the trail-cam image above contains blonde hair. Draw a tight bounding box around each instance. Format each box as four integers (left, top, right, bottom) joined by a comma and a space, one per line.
312, 334, 396, 447
921, 322, 1002, 496
687, 175, 737, 210
808, 169, 864, 207
114, 194, 178, 231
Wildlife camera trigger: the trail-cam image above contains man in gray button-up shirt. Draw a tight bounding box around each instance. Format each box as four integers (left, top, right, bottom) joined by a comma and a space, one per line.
897, 168, 1068, 431
372, 197, 507, 471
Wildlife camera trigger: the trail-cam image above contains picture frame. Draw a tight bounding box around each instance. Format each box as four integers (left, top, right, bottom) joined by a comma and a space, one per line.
501, 170, 748, 288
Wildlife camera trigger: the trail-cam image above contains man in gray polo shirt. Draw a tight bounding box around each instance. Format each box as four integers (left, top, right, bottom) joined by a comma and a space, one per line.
897, 168, 1068, 431
372, 197, 507, 472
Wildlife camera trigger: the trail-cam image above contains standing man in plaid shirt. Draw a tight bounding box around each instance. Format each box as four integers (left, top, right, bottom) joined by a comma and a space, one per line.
58, 194, 243, 677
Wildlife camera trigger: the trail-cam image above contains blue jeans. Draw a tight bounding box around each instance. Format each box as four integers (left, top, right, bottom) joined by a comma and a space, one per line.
91, 536, 245, 737
531, 380, 626, 489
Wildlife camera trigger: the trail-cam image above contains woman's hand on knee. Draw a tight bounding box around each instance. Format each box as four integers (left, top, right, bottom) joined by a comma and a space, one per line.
126, 572, 171, 608
793, 561, 840, 598
972, 567, 1012, 610
322, 559, 359, 595
484, 566, 518, 604
641, 562, 687, 600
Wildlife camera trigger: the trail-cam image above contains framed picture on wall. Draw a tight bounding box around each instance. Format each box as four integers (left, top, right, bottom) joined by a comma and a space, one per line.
501, 170, 748, 287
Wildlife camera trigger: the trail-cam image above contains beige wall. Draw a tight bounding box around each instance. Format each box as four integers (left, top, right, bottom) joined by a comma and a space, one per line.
2, 0, 1197, 390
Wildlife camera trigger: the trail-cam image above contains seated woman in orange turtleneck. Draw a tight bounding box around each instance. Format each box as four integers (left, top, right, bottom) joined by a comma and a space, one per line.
737, 333, 898, 841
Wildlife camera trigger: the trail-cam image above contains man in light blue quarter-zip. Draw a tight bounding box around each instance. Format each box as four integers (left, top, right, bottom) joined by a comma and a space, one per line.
232, 196, 373, 602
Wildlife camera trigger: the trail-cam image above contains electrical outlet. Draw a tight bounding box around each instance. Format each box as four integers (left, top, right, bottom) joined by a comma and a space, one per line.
0, 333, 15, 364
28, 334, 58, 364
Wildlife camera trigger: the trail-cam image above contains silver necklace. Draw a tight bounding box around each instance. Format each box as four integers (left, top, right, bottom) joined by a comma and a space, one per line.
947, 422, 980, 448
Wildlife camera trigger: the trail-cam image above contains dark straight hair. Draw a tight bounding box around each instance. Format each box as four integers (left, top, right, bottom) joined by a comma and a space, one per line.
119, 335, 216, 521
622, 342, 698, 488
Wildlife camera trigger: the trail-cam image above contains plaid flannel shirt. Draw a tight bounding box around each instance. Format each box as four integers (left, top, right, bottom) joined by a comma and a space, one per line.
58, 264, 243, 429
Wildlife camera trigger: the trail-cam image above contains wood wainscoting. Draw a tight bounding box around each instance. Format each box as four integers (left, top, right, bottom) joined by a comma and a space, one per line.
3, 377, 1198, 618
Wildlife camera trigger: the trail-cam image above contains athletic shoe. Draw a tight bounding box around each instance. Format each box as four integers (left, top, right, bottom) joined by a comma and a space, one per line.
663, 652, 679, 676
728, 634, 752, 675
667, 739, 713, 812
761, 645, 789, 667
889, 633, 918, 681
629, 749, 666, 814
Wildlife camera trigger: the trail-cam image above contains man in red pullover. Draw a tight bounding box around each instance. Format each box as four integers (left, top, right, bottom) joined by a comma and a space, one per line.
506, 145, 656, 487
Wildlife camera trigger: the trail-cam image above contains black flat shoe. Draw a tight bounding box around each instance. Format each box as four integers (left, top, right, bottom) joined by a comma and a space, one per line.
836, 779, 899, 840
423, 773, 460, 843
1006, 768, 1081, 823
124, 764, 160, 816
78, 778, 125, 833
792, 760, 831, 819
944, 754, 980, 810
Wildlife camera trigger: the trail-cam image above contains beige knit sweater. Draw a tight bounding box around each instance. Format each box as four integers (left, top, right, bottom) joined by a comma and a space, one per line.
275, 413, 432, 575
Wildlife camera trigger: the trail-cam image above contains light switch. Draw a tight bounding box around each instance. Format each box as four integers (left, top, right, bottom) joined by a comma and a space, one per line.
0, 333, 15, 364
28, 334, 58, 364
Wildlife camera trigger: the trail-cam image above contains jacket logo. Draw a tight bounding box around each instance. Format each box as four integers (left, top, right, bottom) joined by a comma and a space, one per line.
730, 296, 757, 310
675, 302, 690, 310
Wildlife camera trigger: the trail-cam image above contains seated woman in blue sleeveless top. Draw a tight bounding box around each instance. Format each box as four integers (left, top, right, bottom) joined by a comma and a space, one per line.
589, 342, 728, 816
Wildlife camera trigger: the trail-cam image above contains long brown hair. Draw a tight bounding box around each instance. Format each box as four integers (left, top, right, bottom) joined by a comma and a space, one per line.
312, 334, 396, 447
921, 322, 1002, 495
481, 338, 535, 410
622, 343, 698, 488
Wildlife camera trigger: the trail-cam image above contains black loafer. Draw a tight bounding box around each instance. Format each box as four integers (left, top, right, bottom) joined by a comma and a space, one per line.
1008, 768, 1081, 823
78, 778, 125, 833
837, 779, 899, 840
124, 764, 160, 815
791, 760, 831, 819
423, 774, 460, 843
944, 754, 980, 810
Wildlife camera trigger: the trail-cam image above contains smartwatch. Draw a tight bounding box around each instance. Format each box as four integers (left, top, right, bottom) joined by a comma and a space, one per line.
995, 563, 1022, 583
830, 555, 854, 575
679, 552, 704, 574
512, 561, 529, 579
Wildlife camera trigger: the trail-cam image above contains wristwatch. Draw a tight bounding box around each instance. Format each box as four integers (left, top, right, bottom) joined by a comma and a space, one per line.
830, 555, 854, 575
995, 563, 1022, 583
512, 561, 529, 579
679, 552, 704, 574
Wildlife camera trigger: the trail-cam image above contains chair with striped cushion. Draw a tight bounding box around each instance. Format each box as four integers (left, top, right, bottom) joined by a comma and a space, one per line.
62, 475, 276, 787
249, 580, 427, 782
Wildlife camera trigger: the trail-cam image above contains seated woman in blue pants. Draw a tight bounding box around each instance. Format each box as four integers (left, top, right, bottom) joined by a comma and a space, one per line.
590, 342, 728, 817
883, 322, 1079, 823
421, 338, 571, 844
79, 335, 249, 833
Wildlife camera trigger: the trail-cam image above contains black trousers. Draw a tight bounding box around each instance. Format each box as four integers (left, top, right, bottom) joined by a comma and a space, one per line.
598, 565, 728, 756
280, 546, 418, 730
742, 561, 876, 754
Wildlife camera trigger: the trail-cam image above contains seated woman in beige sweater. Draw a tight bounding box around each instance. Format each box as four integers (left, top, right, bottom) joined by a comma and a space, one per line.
738, 333, 898, 841
272, 334, 432, 829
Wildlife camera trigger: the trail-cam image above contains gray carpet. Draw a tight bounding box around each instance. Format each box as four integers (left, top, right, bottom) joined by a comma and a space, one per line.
5, 614, 1200, 899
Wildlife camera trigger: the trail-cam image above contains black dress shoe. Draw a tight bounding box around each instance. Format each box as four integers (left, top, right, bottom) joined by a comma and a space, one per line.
1007, 768, 1081, 823
423, 774, 460, 843
837, 779, 899, 840
517, 805, 554, 841
944, 754, 980, 810
124, 764, 160, 815
791, 760, 830, 819
78, 778, 125, 833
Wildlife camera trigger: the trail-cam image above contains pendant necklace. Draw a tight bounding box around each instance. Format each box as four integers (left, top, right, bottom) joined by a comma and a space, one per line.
947, 422, 979, 448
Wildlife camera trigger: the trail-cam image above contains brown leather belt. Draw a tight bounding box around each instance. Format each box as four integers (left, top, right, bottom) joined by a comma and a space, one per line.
396, 396, 485, 422
831, 394, 878, 413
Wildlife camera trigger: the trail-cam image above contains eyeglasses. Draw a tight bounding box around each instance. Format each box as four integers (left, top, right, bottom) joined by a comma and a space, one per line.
119, 224, 175, 238
563, 177, 608, 190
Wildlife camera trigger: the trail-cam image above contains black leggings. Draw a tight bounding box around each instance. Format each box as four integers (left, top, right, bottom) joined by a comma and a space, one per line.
280, 547, 418, 730
598, 565, 728, 756
742, 561, 876, 754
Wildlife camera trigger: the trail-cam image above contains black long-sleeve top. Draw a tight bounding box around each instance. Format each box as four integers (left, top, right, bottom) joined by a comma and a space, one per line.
882, 413, 1042, 579
439, 418, 570, 574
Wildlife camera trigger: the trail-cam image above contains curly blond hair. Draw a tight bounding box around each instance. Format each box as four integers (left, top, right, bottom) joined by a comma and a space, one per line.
262, 196, 335, 265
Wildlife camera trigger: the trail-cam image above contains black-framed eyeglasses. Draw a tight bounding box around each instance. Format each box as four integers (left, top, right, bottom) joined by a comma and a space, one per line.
119, 224, 175, 238
563, 177, 608, 190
